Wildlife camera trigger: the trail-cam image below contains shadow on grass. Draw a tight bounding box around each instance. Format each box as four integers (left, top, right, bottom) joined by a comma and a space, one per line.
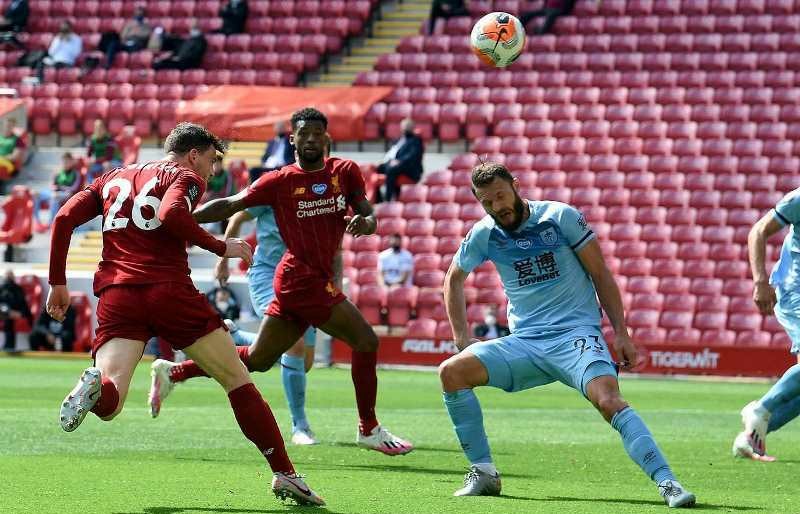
304, 461, 534, 479
329, 441, 512, 456
539, 496, 759, 511
114, 507, 324, 514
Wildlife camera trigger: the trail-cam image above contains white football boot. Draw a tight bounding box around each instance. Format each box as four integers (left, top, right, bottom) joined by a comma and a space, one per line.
271, 472, 325, 506
60, 367, 102, 432
291, 427, 319, 446
356, 425, 414, 455
148, 359, 176, 418
740, 401, 771, 457
658, 480, 696, 508
453, 465, 502, 497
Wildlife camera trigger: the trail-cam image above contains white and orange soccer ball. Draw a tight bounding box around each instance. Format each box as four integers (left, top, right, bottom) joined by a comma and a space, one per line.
469, 12, 526, 68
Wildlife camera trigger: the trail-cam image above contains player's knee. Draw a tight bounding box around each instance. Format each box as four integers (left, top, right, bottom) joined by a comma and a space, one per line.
247, 354, 272, 373
594, 393, 627, 421
357, 331, 379, 353
438, 357, 466, 391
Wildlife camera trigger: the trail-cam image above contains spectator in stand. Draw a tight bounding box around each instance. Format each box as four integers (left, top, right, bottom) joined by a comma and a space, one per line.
248, 120, 294, 183
30, 304, 75, 352
152, 19, 207, 71
428, 0, 469, 34
473, 305, 510, 340
99, 5, 152, 69
86, 119, 122, 183
0, 0, 29, 48
378, 233, 414, 288
33, 152, 81, 230
207, 285, 240, 321
115, 125, 141, 166
520, 0, 577, 35
0, 118, 26, 190
377, 118, 424, 202
204, 157, 235, 202
215, 0, 248, 35
0, 270, 32, 352
35, 20, 82, 80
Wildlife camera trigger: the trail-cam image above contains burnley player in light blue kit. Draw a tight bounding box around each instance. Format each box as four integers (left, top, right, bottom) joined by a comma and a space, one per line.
733, 188, 800, 461
439, 163, 695, 508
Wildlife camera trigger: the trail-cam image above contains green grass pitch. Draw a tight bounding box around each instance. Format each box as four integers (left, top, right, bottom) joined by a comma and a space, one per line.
1, 356, 797, 514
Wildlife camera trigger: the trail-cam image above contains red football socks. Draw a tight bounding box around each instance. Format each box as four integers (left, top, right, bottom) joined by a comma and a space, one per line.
228, 383, 294, 474
168, 361, 209, 382
169, 346, 252, 383
90, 377, 119, 418
351, 350, 379, 435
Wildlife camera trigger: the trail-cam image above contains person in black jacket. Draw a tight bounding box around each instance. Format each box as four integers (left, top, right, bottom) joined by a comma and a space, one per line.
0, 0, 28, 32
30, 306, 75, 352
0, 270, 32, 351
377, 118, 424, 202
215, 0, 248, 35
152, 20, 207, 70
248, 121, 295, 183
472, 305, 510, 340
0, 0, 28, 48
428, 0, 469, 34
520, 0, 577, 35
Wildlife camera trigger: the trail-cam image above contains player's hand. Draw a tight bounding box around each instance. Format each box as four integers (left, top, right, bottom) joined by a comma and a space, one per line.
613, 332, 638, 371
224, 238, 253, 267
753, 280, 777, 315
215, 257, 230, 286
46, 285, 70, 322
344, 215, 375, 237
455, 337, 481, 351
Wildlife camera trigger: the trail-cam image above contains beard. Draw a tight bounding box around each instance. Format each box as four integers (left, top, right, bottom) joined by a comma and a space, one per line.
491, 193, 526, 232
300, 146, 324, 163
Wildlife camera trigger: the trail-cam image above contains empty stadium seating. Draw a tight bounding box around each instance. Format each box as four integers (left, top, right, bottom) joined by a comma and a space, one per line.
0, 0, 379, 136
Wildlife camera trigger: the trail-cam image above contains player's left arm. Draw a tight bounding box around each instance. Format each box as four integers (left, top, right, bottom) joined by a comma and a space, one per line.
576, 240, 637, 370
192, 188, 250, 223
345, 198, 377, 237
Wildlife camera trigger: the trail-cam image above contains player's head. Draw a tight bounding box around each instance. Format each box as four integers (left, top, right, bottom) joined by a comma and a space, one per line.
164, 122, 227, 180
290, 107, 328, 164
471, 162, 526, 232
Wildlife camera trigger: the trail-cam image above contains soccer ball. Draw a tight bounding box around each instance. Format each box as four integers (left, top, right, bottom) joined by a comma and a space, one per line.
470, 12, 526, 68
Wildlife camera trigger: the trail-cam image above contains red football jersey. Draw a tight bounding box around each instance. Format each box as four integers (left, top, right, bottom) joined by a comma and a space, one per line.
242, 157, 367, 282
49, 160, 226, 294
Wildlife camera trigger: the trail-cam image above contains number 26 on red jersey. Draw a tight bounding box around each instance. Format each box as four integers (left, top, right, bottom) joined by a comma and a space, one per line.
102, 177, 163, 232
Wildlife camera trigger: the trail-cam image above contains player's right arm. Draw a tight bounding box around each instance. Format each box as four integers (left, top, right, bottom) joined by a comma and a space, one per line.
194, 171, 279, 223
158, 174, 252, 265
47, 188, 103, 321
446, 225, 489, 350
444, 262, 473, 350
749, 201, 791, 314
215, 209, 254, 286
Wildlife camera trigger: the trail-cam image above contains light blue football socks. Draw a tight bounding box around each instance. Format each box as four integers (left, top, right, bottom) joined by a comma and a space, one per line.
768, 395, 800, 433
444, 389, 493, 465
611, 407, 675, 484
230, 327, 257, 346
760, 364, 800, 412
281, 354, 310, 431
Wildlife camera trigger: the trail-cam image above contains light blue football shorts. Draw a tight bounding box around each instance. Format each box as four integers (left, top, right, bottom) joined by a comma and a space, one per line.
465, 326, 617, 396
774, 287, 800, 355
247, 263, 316, 347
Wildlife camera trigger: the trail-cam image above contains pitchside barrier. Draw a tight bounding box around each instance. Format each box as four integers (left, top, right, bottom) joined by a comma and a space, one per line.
331, 337, 796, 378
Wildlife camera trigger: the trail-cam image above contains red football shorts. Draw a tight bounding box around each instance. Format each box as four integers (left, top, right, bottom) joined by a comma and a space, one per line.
92, 282, 223, 357
266, 278, 346, 330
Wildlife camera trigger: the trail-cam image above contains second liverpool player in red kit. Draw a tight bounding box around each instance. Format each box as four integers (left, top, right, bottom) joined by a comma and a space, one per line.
160, 108, 413, 455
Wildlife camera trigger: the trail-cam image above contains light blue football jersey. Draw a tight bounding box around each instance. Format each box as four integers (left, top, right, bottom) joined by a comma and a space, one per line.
770, 188, 800, 291
246, 205, 286, 271
454, 200, 601, 336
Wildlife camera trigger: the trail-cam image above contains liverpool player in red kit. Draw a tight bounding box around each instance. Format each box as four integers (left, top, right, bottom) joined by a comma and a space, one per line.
158, 108, 413, 455
47, 123, 324, 506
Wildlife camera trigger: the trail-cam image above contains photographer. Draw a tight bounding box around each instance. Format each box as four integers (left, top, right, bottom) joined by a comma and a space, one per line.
0, 270, 32, 351
30, 305, 75, 352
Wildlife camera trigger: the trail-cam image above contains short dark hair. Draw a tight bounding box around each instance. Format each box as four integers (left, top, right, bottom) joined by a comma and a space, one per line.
391, 233, 402, 239
471, 162, 514, 189
164, 122, 227, 155
291, 107, 328, 130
